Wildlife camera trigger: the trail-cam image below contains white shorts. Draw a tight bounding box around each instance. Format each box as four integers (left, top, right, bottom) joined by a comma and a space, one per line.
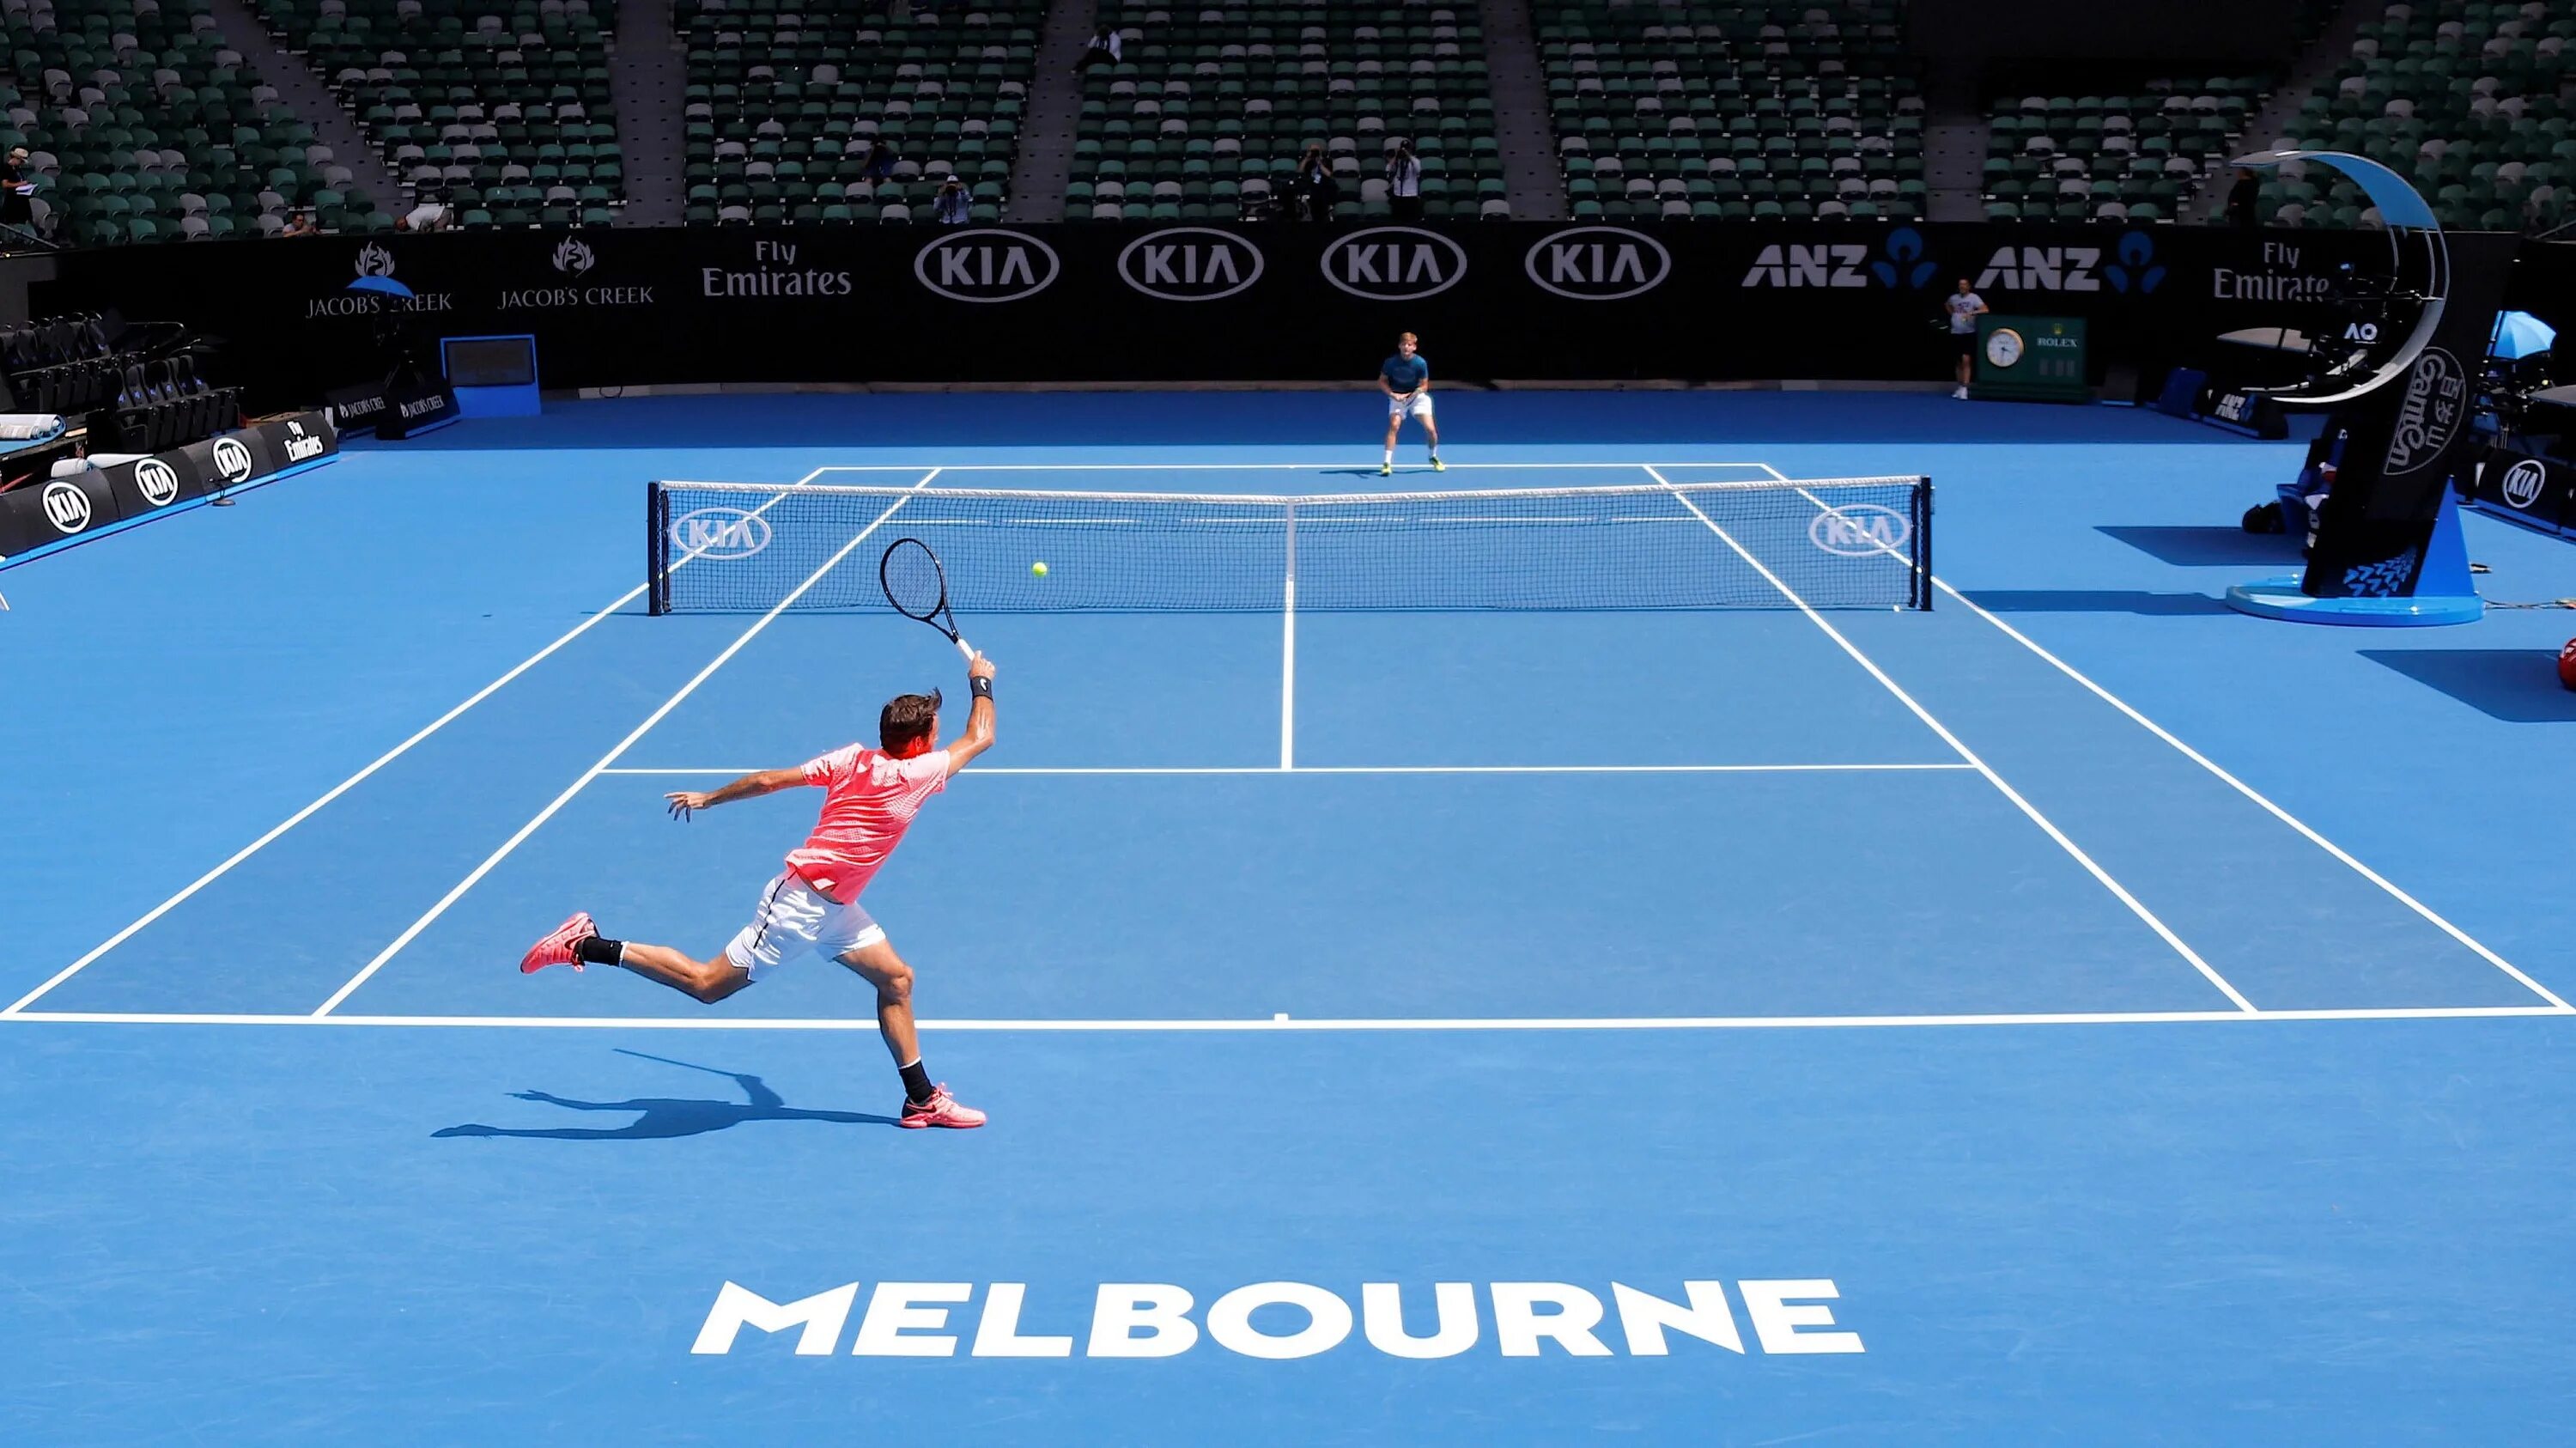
724, 871, 885, 976
1388, 392, 1433, 419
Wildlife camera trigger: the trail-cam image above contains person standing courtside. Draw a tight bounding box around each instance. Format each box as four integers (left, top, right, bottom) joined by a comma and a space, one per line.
1945, 277, 1987, 399
1386, 140, 1423, 222
1378, 331, 1442, 475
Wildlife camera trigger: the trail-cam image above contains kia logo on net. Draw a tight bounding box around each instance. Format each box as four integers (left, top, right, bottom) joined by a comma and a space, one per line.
211, 436, 256, 484
2500, 458, 2549, 509
1117, 228, 1266, 301
671, 507, 773, 560
915, 228, 1060, 302
1809, 504, 1910, 557
1524, 227, 1671, 301
39, 479, 92, 533
133, 458, 181, 507
1320, 227, 1468, 301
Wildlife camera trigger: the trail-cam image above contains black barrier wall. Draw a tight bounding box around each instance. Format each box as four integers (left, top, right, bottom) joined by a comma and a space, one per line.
29, 224, 2398, 406
0, 411, 337, 558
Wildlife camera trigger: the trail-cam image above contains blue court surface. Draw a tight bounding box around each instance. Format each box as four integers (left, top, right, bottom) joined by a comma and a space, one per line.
9, 391, 2576, 1444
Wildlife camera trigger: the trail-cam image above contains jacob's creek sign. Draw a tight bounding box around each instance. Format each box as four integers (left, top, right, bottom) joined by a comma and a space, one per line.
692, 1278, 1862, 1360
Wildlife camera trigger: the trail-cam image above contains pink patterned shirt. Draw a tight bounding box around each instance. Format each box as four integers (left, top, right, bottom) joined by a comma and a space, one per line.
782, 745, 951, 904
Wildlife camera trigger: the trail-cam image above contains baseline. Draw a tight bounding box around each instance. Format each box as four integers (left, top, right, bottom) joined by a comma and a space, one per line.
596, 763, 1978, 776
3, 1005, 2561, 1030
1643, 464, 2258, 1013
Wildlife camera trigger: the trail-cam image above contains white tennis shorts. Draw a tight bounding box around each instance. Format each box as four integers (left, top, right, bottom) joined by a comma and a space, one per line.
724, 871, 885, 976
1388, 392, 1433, 419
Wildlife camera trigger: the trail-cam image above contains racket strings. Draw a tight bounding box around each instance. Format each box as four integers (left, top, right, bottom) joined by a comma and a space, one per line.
880, 539, 950, 621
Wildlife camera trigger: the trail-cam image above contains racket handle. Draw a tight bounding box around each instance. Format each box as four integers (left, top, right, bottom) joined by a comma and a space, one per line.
954, 636, 976, 662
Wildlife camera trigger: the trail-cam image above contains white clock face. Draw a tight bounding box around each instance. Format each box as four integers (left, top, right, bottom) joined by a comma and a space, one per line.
1984, 328, 2025, 368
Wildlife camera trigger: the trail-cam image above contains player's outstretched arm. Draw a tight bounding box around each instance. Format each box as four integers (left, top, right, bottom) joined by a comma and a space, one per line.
665, 767, 804, 820
945, 652, 999, 775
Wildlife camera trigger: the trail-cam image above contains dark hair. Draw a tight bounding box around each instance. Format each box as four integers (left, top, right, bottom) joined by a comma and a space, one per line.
880, 689, 943, 751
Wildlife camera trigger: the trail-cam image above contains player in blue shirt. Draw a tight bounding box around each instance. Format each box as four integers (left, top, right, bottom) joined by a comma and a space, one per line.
1378, 332, 1443, 475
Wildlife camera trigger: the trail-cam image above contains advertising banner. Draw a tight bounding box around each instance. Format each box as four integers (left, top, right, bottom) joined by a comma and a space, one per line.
33, 224, 2396, 406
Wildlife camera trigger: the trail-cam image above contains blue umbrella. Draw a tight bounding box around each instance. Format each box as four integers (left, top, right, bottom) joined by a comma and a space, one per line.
2492, 309, 2556, 359
346, 273, 414, 299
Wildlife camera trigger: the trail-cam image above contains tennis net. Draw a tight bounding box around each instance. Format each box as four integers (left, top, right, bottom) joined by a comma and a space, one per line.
647, 476, 1932, 614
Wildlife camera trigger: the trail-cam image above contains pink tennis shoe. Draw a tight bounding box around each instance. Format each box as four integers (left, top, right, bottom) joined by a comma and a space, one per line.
901, 1086, 987, 1129
519, 912, 597, 974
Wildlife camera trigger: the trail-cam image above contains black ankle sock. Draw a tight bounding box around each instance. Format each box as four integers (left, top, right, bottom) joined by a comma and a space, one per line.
573, 935, 625, 966
899, 1058, 936, 1104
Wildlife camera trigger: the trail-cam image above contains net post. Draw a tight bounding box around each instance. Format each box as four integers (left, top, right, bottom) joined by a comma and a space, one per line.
1915, 476, 1934, 611
647, 481, 669, 616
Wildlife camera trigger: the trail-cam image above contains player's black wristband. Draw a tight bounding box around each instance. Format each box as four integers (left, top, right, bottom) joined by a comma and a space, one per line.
969, 676, 993, 700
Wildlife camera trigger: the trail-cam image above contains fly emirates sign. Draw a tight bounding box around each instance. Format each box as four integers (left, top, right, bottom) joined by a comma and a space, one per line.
692, 1277, 1862, 1360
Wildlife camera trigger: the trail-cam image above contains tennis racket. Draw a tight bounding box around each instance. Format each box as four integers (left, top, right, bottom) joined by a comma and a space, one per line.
879, 537, 975, 661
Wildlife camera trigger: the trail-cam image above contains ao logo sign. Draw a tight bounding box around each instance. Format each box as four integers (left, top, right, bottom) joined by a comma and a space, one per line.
1525, 227, 1670, 301
1117, 228, 1265, 301
1321, 227, 1468, 301
915, 229, 1060, 302
39, 479, 92, 534
1810, 504, 1909, 557
212, 436, 256, 484
671, 507, 772, 560
134, 458, 181, 508
2500, 459, 2549, 510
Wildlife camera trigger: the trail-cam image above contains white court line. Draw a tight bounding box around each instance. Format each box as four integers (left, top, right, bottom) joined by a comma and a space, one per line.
1644, 465, 2259, 1014
595, 764, 1979, 776
2, 1005, 2564, 1031
792, 461, 1783, 472
1280, 501, 1297, 770
0, 469, 831, 1018
1758, 463, 2573, 1014
307, 468, 946, 1018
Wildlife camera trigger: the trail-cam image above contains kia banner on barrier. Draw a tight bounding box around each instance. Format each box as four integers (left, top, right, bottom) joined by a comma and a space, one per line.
0, 411, 340, 563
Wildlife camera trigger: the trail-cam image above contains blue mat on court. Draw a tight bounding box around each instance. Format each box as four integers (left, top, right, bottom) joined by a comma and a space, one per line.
6, 391, 2576, 1444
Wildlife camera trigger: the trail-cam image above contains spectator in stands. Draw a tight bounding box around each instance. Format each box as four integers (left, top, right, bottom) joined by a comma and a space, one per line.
860, 142, 897, 183
1073, 25, 1122, 75
0, 147, 32, 230
1385, 141, 1423, 222
2226, 167, 2262, 228
280, 209, 320, 238
1945, 277, 1986, 400
1294, 143, 1340, 222
933, 176, 970, 225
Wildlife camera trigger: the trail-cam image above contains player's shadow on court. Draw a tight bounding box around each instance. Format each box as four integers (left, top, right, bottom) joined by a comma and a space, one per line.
2361, 649, 2576, 724
434, 1049, 897, 1140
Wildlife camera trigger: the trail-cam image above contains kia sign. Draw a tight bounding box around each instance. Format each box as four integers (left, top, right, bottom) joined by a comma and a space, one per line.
915, 229, 1060, 302
1809, 503, 1911, 557
2500, 458, 2548, 510
211, 435, 256, 484
670, 507, 773, 560
1117, 228, 1265, 301
1524, 227, 1671, 301
1320, 227, 1468, 301
133, 458, 181, 508
39, 479, 93, 534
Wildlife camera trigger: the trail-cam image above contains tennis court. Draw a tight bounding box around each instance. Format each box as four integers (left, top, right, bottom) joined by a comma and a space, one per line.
8, 390, 2576, 1443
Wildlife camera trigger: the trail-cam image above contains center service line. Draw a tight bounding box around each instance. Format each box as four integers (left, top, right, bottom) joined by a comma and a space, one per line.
309, 468, 945, 1017
1642, 465, 2259, 1014
1, 471, 829, 1018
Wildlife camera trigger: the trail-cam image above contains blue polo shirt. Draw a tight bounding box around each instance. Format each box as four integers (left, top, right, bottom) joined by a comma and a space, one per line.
1382, 353, 1430, 391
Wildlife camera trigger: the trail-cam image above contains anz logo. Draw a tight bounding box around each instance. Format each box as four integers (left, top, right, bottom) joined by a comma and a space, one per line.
1116, 228, 1265, 301
1741, 242, 1871, 289
671, 507, 773, 561
915, 229, 1061, 302
1524, 227, 1671, 301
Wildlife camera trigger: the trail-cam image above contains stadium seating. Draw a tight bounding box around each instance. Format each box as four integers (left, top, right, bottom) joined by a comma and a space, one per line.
1534, 0, 1923, 222
1980, 81, 2264, 223
2274, 0, 2573, 231
679, 0, 1039, 225
1064, 3, 1502, 222
0, 0, 355, 243
251, 0, 623, 228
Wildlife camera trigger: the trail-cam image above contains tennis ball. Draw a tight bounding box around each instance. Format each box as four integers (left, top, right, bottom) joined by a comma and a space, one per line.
1031, 561, 1049, 577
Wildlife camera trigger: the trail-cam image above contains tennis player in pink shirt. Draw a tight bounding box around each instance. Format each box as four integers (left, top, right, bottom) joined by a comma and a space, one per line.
519, 652, 999, 1129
